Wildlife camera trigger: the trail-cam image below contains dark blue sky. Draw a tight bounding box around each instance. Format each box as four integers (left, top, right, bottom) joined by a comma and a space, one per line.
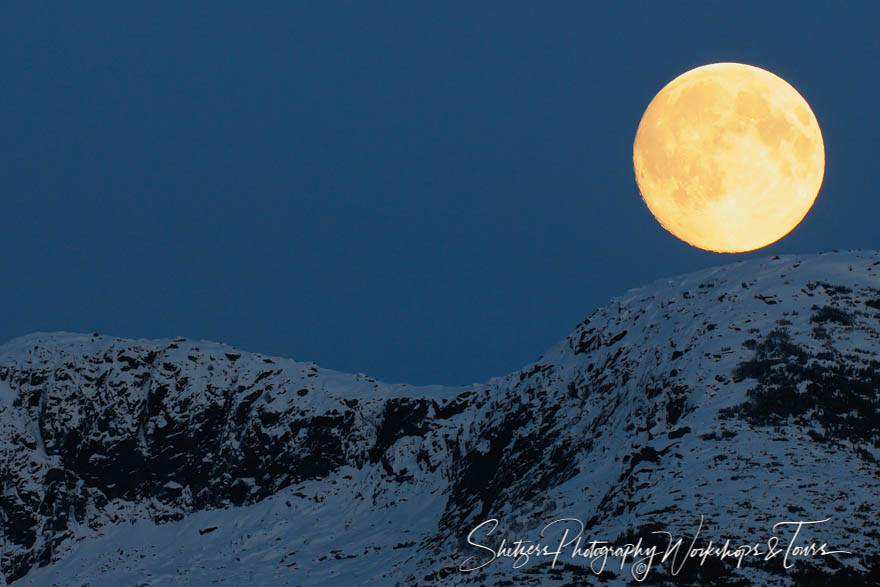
1, 4, 877, 385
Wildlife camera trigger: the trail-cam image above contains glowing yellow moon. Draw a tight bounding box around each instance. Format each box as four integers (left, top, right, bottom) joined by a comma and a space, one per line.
633, 62, 824, 253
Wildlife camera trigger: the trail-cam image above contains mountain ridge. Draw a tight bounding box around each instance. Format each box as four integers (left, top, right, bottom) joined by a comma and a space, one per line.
2, 250, 879, 585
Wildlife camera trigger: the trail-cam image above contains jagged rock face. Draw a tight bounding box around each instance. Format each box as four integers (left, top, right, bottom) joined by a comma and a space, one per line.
0, 334, 483, 582
2, 251, 880, 585
425, 253, 880, 584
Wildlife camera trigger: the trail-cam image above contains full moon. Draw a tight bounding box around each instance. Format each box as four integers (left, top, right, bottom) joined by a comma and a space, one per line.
633, 62, 825, 253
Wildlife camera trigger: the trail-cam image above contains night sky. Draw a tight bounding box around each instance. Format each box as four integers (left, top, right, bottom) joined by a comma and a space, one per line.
1, 3, 877, 385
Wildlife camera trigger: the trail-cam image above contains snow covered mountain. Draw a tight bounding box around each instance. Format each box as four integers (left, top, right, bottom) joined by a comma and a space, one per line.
2, 251, 879, 585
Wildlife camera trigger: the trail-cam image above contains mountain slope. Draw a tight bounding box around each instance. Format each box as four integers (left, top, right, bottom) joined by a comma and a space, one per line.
2, 251, 879, 585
